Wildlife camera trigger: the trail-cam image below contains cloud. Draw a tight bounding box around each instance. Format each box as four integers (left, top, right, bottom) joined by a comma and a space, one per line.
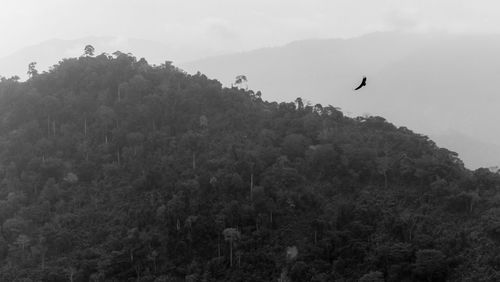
384, 9, 421, 31
203, 18, 240, 42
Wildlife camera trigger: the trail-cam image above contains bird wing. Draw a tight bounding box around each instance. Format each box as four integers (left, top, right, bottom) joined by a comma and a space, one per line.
354, 77, 367, 90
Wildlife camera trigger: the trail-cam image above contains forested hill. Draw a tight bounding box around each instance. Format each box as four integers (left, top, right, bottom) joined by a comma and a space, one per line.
0, 52, 498, 281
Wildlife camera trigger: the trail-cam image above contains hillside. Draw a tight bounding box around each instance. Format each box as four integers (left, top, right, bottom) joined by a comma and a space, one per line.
0, 52, 498, 281
0, 36, 214, 81
181, 32, 500, 169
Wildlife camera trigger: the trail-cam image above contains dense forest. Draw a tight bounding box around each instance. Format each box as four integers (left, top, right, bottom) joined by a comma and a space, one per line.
0, 49, 498, 282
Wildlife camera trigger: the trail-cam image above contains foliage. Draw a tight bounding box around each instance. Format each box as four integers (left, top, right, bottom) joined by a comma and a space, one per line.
0, 51, 494, 281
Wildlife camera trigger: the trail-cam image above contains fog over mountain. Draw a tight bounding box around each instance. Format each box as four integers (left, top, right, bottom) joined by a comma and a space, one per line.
1, 31, 498, 168
181, 31, 500, 169
0, 36, 219, 80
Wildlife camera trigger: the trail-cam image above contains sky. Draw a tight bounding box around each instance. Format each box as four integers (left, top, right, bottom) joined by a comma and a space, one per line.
1, 0, 500, 168
1, 0, 500, 60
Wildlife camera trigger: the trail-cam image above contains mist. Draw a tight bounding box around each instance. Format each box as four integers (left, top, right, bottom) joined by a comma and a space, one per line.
2, 1, 500, 280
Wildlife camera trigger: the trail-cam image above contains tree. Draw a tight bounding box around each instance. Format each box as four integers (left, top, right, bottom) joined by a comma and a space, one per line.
282, 133, 310, 160
27, 62, 38, 78
84, 44, 95, 56
40, 178, 61, 205
290, 261, 312, 282
359, 271, 384, 282
234, 75, 248, 90
0, 201, 14, 239
66, 266, 77, 282
167, 193, 185, 231
144, 94, 164, 131
414, 249, 447, 281
223, 228, 240, 267
126, 132, 144, 156
32, 235, 49, 270
295, 97, 304, 111
214, 214, 226, 257
41, 95, 60, 138
96, 105, 116, 144
181, 130, 205, 170
3, 217, 29, 242
376, 156, 390, 188
14, 234, 30, 252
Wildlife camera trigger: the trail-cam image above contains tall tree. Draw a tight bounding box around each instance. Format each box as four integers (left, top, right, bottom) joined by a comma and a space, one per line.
234, 75, 248, 90
223, 228, 240, 267
27, 62, 38, 78
84, 44, 95, 56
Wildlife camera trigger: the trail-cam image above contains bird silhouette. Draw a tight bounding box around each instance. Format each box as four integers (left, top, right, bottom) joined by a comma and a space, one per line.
354, 76, 367, 90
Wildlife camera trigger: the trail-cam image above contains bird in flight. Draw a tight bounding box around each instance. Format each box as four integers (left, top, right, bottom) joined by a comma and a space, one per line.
354, 76, 367, 90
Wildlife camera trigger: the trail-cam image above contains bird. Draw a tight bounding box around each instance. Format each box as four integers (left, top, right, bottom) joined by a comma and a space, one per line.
354, 76, 367, 90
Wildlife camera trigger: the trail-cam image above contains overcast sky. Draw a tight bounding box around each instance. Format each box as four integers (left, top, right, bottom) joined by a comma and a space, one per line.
1, 0, 500, 59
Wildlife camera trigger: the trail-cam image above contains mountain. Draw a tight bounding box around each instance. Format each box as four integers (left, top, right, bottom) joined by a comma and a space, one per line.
181, 31, 500, 169
0, 36, 217, 80
1, 52, 500, 281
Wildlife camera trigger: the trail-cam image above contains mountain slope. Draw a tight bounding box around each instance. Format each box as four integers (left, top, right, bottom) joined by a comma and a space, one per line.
0, 53, 498, 281
181, 32, 500, 169
0, 36, 212, 80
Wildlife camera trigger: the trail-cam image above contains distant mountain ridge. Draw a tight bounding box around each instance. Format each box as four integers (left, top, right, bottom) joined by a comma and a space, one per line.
180, 31, 500, 169
0, 53, 487, 280
0, 36, 217, 80
2, 32, 498, 168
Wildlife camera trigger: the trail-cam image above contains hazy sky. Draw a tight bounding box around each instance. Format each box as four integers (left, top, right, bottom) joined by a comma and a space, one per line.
1, 0, 500, 59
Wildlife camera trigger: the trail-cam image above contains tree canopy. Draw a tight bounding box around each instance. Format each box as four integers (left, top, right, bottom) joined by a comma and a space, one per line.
0, 51, 495, 281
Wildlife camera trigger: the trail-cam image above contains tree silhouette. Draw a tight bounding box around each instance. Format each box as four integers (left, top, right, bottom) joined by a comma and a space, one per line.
27, 62, 38, 78
223, 228, 240, 267
234, 75, 248, 90
84, 44, 95, 56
